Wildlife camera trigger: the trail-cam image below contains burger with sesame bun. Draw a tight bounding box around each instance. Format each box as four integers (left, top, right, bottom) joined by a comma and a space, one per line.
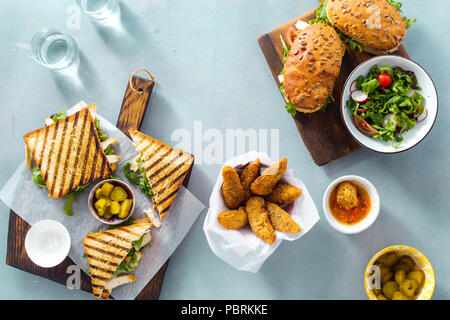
279, 23, 346, 115
312, 0, 416, 55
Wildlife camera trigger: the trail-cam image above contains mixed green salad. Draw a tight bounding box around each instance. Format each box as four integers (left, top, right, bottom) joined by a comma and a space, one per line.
346, 65, 426, 144
31, 110, 118, 216
309, 0, 416, 53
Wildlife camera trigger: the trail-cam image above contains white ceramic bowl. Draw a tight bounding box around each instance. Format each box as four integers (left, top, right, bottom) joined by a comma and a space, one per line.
25, 219, 71, 268
341, 55, 438, 153
322, 175, 380, 234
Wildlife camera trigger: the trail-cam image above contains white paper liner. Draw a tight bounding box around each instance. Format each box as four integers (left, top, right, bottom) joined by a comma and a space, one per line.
203, 151, 320, 273
0, 101, 205, 300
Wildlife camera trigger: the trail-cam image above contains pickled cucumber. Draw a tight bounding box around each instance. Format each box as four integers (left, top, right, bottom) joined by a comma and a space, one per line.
101, 182, 115, 197
392, 291, 409, 300
408, 270, 425, 287
395, 270, 406, 285
110, 201, 121, 215
111, 186, 128, 202
399, 279, 418, 297
119, 199, 133, 218
94, 198, 108, 216
382, 281, 398, 299
383, 252, 399, 267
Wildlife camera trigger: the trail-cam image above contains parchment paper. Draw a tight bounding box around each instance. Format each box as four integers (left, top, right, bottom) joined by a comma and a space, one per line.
0, 101, 205, 300
203, 151, 319, 273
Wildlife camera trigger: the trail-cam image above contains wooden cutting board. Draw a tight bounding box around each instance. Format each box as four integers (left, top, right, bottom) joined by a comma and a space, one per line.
257, 9, 410, 165
6, 75, 194, 299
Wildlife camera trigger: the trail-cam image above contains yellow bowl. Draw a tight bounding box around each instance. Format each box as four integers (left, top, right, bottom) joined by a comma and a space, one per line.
364, 245, 435, 300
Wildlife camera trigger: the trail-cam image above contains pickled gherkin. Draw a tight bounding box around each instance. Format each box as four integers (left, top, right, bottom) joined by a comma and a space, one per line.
382, 281, 398, 299
110, 201, 121, 215
119, 199, 133, 218
101, 182, 115, 197
395, 270, 406, 285
111, 186, 128, 202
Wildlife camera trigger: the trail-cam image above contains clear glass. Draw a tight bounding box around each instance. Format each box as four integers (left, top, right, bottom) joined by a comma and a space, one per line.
78, 0, 120, 21
31, 28, 79, 71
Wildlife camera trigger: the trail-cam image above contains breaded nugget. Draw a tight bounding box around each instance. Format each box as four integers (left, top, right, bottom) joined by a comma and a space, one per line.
250, 158, 287, 196
266, 202, 301, 234
265, 183, 302, 205
217, 207, 248, 230
246, 196, 276, 245
336, 182, 358, 210
240, 159, 261, 202
222, 166, 245, 209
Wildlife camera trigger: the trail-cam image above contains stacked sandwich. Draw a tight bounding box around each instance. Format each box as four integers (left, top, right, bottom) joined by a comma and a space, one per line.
279, 0, 415, 116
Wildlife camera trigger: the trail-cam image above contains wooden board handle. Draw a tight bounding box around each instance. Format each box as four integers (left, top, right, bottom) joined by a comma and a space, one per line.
116, 75, 155, 137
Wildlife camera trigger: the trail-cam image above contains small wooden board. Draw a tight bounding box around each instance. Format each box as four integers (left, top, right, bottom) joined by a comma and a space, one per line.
257, 9, 410, 165
6, 75, 194, 299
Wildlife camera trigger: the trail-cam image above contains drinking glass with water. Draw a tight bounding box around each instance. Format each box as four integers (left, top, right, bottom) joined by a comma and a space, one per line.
31, 28, 79, 71
77, 0, 120, 21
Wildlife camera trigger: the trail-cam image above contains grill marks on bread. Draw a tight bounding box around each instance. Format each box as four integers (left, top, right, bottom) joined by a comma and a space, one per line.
82, 222, 152, 299
129, 129, 194, 219
23, 107, 112, 199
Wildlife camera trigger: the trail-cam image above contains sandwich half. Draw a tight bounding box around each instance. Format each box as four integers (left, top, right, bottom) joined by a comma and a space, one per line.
23, 105, 114, 199
280, 23, 346, 114
319, 0, 415, 55
83, 219, 153, 299
127, 129, 194, 219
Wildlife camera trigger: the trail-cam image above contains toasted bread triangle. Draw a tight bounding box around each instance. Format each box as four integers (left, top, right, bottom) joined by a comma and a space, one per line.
129, 129, 193, 219
83, 222, 152, 299
23, 106, 112, 199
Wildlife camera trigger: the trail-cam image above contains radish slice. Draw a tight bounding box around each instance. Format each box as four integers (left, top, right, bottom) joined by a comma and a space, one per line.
352, 90, 368, 103
417, 107, 428, 122
350, 79, 358, 93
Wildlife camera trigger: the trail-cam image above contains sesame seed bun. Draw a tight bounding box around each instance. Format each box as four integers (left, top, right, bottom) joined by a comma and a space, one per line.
283, 23, 346, 113
326, 0, 407, 54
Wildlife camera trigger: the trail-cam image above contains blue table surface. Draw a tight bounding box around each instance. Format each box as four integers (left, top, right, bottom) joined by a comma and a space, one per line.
0, 0, 448, 300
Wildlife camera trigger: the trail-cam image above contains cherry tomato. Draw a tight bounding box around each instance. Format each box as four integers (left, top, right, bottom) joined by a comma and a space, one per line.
284, 26, 297, 48
377, 72, 393, 88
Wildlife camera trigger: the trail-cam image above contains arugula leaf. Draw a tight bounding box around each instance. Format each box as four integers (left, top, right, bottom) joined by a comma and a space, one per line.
404, 17, 416, 30
279, 35, 290, 64
63, 183, 90, 216
387, 0, 403, 11
362, 79, 380, 94
123, 158, 154, 197
31, 166, 46, 189
285, 102, 297, 117
50, 110, 68, 122
63, 192, 77, 216
94, 119, 108, 142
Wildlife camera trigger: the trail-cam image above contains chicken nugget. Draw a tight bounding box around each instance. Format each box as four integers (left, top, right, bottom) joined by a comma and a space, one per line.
217, 207, 248, 230
266, 202, 301, 233
246, 196, 276, 244
222, 166, 245, 209
336, 182, 358, 210
250, 158, 287, 196
240, 159, 261, 202
265, 183, 302, 205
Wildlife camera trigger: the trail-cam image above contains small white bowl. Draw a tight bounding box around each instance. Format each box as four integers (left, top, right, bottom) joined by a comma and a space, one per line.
341, 55, 438, 154
322, 175, 380, 234
25, 219, 71, 268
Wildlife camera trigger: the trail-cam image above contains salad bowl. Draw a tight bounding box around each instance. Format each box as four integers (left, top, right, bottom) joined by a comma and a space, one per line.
341, 55, 438, 154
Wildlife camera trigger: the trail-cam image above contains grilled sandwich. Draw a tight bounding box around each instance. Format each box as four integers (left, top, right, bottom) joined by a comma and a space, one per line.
83, 219, 153, 299
23, 105, 115, 199
128, 129, 194, 219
